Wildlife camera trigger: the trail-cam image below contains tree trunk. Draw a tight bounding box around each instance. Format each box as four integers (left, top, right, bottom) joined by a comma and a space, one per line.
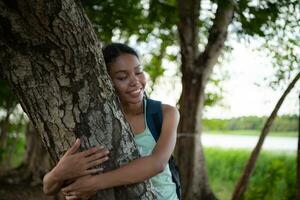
176, 0, 235, 199
0, 1, 155, 199
232, 72, 300, 200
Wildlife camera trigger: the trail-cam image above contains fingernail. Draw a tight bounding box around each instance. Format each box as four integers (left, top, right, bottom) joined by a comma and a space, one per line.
97, 145, 104, 150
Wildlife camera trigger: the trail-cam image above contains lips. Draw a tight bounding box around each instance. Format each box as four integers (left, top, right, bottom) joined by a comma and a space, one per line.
127, 88, 143, 97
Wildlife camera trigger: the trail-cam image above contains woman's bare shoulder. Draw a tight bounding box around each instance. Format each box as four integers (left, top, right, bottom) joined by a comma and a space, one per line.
162, 104, 179, 118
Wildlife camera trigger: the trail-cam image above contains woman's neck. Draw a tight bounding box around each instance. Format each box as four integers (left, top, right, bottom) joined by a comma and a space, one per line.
121, 101, 144, 116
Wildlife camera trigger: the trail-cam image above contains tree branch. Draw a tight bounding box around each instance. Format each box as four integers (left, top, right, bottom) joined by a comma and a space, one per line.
195, 0, 235, 82
232, 71, 300, 200
177, 0, 200, 73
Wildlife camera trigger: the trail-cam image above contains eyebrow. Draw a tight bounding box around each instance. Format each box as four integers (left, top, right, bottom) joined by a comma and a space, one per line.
114, 64, 142, 74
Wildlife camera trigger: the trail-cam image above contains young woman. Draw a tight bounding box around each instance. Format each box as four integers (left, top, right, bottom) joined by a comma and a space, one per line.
43, 43, 180, 200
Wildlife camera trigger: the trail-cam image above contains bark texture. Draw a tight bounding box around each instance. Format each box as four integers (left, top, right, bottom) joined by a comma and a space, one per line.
232, 72, 300, 200
0, 1, 155, 199
176, 0, 235, 199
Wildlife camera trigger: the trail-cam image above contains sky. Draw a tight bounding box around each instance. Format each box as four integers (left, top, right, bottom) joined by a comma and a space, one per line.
147, 41, 299, 119
204, 42, 299, 118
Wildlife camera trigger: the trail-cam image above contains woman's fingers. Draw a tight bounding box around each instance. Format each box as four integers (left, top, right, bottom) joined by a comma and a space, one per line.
86, 155, 109, 169
65, 138, 81, 156
86, 149, 109, 163
85, 167, 104, 175
80, 146, 102, 157
65, 195, 79, 200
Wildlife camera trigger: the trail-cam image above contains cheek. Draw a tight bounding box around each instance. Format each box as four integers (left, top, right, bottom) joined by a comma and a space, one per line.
112, 80, 127, 94
139, 74, 146, 88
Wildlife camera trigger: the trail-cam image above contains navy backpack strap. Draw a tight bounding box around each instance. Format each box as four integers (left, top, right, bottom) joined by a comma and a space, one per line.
145, 98, 162, 141
145, 98, 182, 200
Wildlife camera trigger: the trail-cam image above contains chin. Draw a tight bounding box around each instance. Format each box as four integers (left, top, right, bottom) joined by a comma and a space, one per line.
130, 98, 143, 104
126, 96, 144, 104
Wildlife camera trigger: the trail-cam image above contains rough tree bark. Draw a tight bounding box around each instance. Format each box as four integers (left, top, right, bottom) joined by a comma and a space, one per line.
176, 0, 235, 199
232, 71, 300, 200
0, 0, 155, 199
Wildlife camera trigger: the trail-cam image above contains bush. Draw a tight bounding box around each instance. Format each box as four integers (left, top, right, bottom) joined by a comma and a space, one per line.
204, 148, 296, 200
202, 115, 298, 132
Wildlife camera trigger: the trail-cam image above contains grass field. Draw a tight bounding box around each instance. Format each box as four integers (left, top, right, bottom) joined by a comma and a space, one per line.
204, 130, 298, 137
204, 147, 296, 200
2, 132, 298, 200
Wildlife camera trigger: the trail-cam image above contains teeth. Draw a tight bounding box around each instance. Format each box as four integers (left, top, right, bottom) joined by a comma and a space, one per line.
131, 89, 141, 94
132, 89, 140, 94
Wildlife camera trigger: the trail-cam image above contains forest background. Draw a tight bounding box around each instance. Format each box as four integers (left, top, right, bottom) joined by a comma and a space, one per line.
0, 0, 299, 200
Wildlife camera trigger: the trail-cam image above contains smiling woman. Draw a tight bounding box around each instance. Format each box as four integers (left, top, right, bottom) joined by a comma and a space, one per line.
43, 43, 181, 200
109, 53, 146, 106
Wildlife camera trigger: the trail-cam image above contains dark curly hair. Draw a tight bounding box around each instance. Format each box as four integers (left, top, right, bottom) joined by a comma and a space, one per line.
102, 43, 139, 69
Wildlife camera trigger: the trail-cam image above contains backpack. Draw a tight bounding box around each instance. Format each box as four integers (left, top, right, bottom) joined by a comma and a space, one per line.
145, 98, 182, 200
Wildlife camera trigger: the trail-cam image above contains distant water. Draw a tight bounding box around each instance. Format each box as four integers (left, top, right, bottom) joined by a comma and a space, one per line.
202, 133, 298, 152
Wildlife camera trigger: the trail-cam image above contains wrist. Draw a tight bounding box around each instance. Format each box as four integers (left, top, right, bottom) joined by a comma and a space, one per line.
50, 166, 64, 183
93, 173, 104, 191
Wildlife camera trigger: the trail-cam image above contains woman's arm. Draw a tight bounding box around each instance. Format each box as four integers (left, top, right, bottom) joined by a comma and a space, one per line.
43, 139, 109, 195
62, 105, 179, 197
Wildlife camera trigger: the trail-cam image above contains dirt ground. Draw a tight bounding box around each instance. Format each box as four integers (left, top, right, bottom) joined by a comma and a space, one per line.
0, 182, 62, 200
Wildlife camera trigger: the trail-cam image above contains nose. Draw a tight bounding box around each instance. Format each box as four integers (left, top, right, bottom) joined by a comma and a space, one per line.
129, 74, 138, 86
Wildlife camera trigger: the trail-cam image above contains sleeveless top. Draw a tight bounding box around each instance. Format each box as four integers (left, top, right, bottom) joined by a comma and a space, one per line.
133, 99, 178, 200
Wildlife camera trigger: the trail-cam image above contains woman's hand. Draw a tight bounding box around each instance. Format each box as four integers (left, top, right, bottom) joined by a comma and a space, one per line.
43, 138, 109, 195
62, 174, 98, 200
52, 138, 109, 181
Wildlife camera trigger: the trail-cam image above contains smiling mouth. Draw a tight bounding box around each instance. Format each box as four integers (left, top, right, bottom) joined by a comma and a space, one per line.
128, 88, 142, 95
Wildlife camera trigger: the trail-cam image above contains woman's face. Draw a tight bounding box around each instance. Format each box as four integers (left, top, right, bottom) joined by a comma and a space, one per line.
109, 53, 146, 105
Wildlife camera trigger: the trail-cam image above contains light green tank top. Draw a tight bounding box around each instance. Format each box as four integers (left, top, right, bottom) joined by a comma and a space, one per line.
133, 100, 178, 200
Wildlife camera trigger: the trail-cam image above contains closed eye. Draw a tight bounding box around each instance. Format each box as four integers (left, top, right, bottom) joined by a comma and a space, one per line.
116, 76, 127, 80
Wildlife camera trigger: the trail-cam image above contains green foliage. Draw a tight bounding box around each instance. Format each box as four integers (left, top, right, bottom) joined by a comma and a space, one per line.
203, 115, 298, 132
245, 153, 296, 200
82, 0, 295, 108
204, 68, 229, 107
234, 0, 299, 88
206, 130, 297, 137
0, 80, 18, 109
0, 80, 27, 169
0, 131, 26, 168
83, 0, 146, 44
236, 0, 280, 36
205, 147, 296, 200
83, 0, 178, 95
262, 1, 300, 89
0, 112, 27, 168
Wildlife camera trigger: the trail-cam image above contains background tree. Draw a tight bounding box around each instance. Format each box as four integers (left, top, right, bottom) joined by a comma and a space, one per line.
1, 0, 297, 199
232, 1, 300, 199
0, 0, 155, 199
298, 92, 300, 200
0, 79, 51, 187
232, 71, 300, 200
0, 80, 19, 171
